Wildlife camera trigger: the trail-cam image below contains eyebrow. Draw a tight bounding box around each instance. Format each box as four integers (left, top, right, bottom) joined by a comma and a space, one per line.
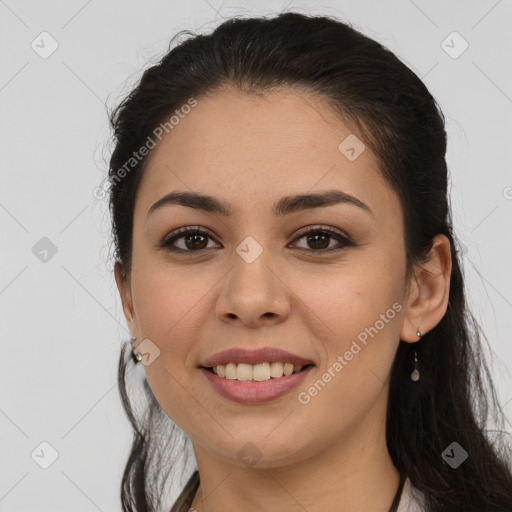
146, 189, 374, 219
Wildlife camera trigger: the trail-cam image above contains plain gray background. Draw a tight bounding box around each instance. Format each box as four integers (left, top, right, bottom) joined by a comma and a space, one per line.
1, 0, 511, 510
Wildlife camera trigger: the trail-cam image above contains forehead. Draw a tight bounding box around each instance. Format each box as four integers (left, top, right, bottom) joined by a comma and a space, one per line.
135, 87, 399, 222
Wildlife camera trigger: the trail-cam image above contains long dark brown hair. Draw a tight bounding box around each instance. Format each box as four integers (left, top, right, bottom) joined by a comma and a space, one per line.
107, 11, 512, 512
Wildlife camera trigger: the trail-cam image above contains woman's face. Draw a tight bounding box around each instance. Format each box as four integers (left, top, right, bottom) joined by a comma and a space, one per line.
117, 87, 414, 468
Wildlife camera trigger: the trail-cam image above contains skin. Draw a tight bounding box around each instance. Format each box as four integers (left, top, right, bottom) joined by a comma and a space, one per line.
115, 87, 452, 512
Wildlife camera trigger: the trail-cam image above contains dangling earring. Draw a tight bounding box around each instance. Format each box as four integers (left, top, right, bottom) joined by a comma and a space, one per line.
131, 336, 142, 363
410, 327, 422, 381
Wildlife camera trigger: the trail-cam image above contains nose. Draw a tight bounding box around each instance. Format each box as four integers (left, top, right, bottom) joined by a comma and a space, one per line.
215, 251, 291, 328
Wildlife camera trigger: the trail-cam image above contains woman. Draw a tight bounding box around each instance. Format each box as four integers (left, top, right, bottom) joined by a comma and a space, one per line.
108, 11, 512, 512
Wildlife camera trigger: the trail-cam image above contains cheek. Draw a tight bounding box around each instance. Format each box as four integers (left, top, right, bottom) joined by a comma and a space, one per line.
299, 252, 405, 392
305, 262, 403, 340
294, 271, 403, 437
131, 260, 208, 340
131, 268, 208, 427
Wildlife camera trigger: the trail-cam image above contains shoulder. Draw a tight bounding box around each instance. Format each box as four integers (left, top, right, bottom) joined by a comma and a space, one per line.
397, 477, 427, 512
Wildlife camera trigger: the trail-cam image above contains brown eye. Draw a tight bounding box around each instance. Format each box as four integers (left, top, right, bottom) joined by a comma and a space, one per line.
290, 226, 355, 253
159, 227, 219, 252
305, 232, 331, 250
182, 233, 209, 250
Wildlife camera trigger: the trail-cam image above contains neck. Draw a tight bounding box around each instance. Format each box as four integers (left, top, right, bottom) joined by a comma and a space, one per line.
189, 398, 400, 512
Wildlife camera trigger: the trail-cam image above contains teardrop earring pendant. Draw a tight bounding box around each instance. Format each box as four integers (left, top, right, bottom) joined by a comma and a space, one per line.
410, 350, 420, 381
410, 327, 422, 381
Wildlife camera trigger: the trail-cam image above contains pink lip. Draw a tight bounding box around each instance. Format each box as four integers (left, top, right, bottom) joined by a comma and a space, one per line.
200, 365, 315, 404
200, 347, 314, 368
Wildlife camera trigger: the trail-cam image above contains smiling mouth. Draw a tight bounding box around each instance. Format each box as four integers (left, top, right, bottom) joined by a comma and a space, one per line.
203, 362, 315, 382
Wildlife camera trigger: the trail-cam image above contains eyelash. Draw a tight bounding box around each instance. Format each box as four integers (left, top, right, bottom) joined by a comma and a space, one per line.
158, 225, 357, 254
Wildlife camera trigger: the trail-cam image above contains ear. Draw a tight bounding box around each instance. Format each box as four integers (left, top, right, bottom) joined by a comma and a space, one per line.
400, 234, 452, 343
114, 261, 139, 339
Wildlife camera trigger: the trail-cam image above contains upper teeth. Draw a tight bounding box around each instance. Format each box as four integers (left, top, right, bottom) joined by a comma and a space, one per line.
212, 362, 305, 381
